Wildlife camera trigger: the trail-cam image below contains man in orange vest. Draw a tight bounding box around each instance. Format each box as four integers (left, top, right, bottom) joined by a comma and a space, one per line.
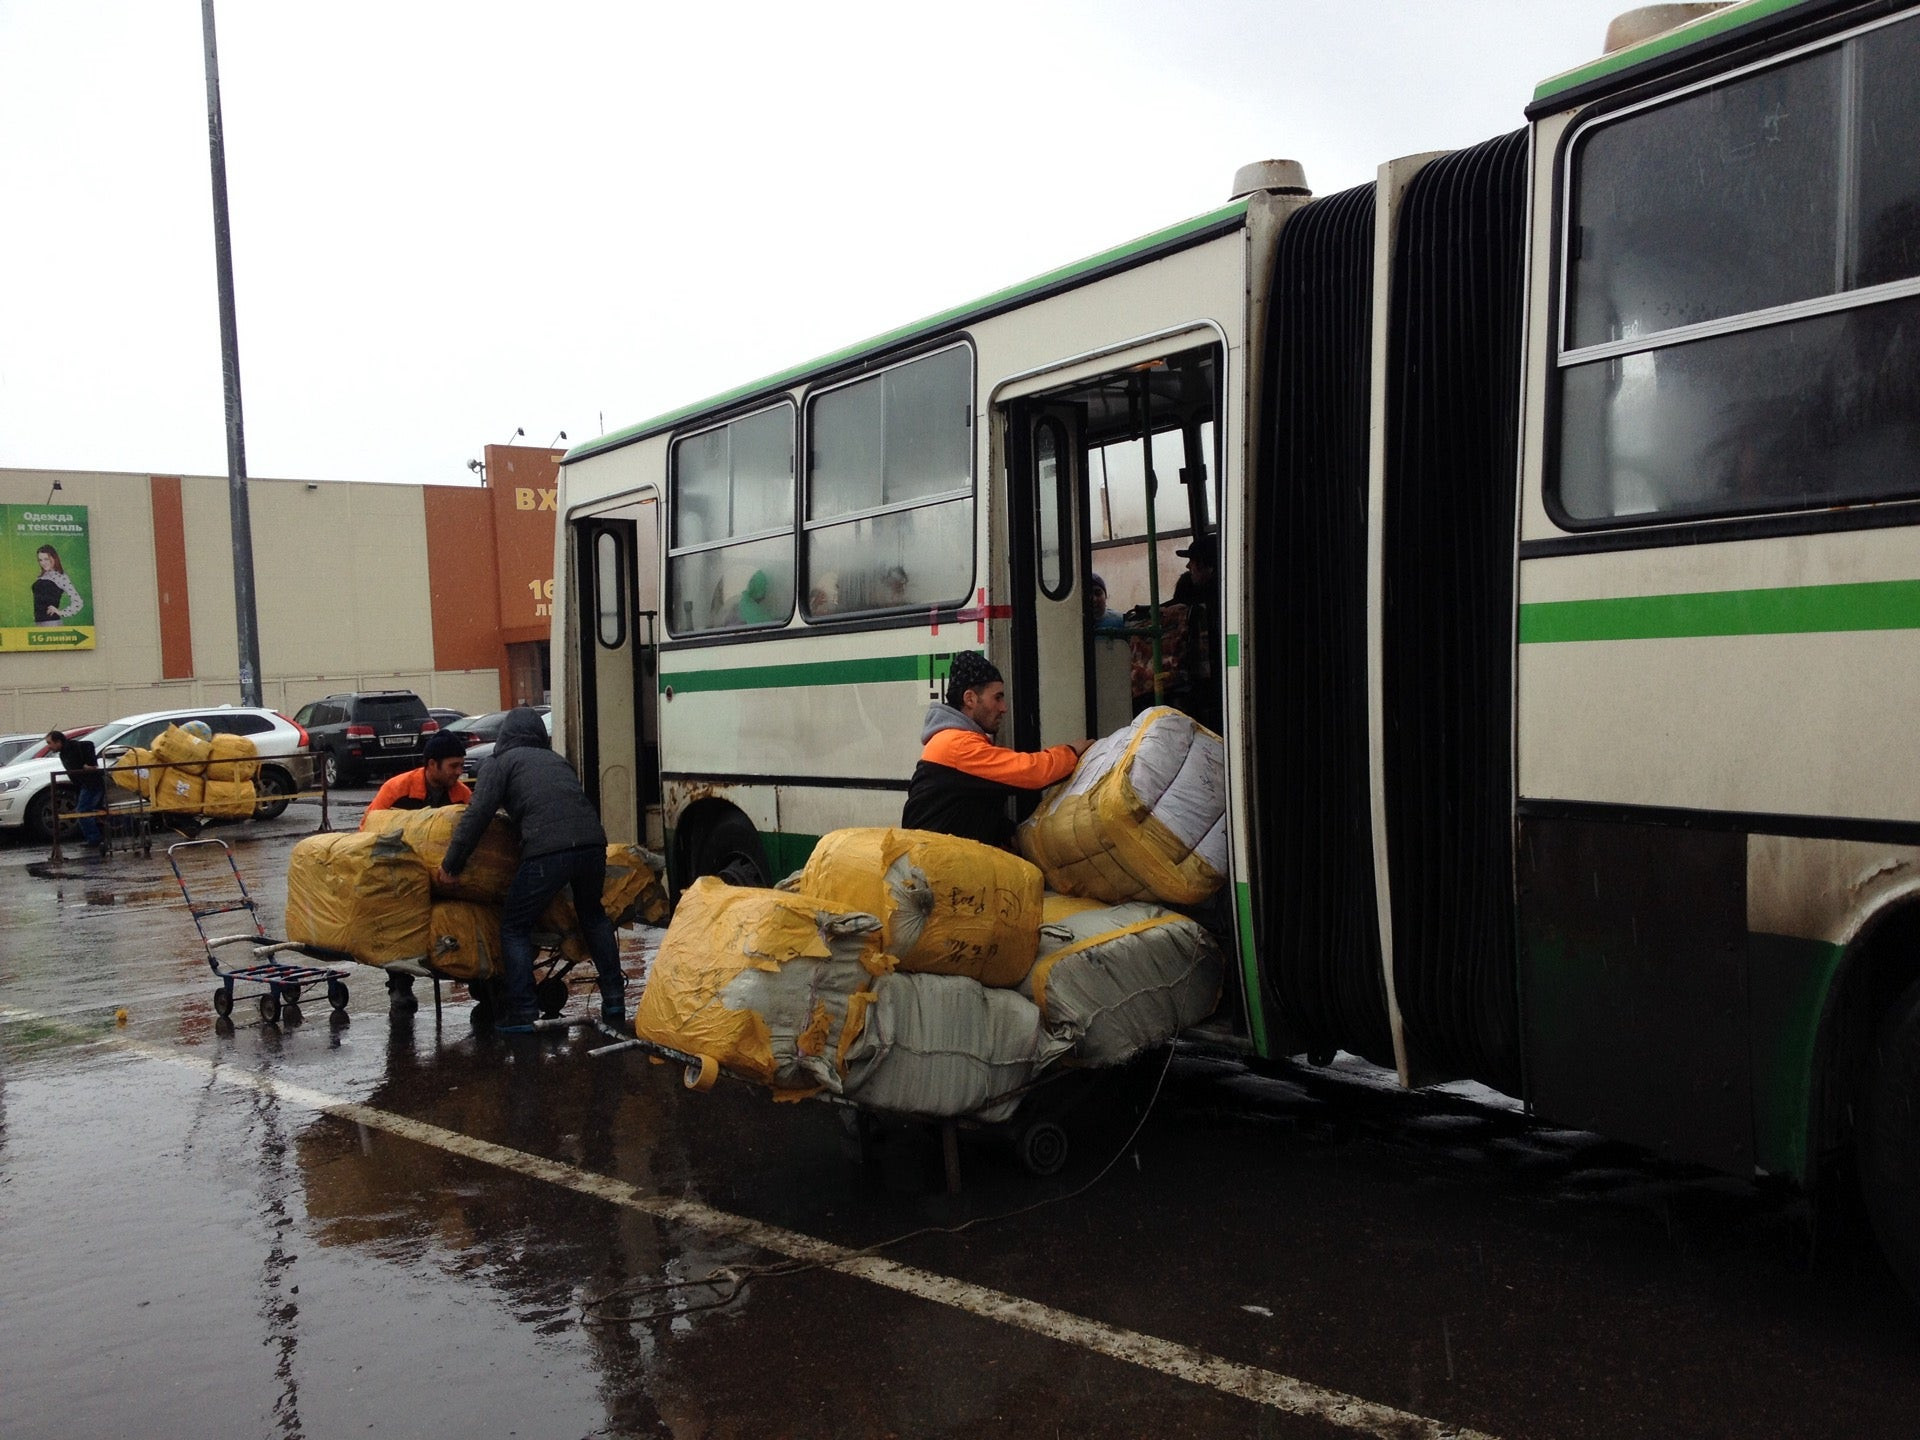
901, 651, 1088, 848
360, 729, 471, 828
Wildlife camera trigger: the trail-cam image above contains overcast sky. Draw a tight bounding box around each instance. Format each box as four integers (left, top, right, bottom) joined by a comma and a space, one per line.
0, 1, 1632, 487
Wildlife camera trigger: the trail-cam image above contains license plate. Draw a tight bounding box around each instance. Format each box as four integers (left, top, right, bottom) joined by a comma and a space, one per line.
380, 735, 412, 748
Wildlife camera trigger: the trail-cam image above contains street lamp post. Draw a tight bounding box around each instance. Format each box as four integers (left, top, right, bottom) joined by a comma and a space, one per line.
201, 0, 264, 706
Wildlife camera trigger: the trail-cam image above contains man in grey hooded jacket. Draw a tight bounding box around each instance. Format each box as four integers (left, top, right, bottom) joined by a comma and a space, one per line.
436, 707, 625, 1031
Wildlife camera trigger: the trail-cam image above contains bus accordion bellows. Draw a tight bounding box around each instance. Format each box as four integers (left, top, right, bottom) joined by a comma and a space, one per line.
554, 1, 1920, 1296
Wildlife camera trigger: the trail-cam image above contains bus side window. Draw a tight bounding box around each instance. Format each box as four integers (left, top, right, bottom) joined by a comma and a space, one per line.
665, 403, 797, 634
1556, 14, 1920, 526
805, 343, 975, 618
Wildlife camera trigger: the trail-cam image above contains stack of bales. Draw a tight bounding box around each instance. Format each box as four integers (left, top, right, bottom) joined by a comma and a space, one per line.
636, 711, 1231, 1122
285, 804, 667, 983
111, 722, 259, 818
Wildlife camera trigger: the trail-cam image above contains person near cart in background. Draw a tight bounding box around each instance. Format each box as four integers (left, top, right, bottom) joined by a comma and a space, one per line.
902, 650, 1089, 849
43, 728, 105, 852
433, 707, 626, 1032
360, 729, 472, 828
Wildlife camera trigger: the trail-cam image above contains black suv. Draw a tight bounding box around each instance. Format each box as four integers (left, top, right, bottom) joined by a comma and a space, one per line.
293, 691, 440, 788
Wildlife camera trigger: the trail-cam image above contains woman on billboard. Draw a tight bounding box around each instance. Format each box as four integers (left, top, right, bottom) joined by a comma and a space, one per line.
32, 544, 84, 625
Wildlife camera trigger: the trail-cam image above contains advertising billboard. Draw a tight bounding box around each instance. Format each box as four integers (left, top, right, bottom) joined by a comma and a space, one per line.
0, 503, 96, 652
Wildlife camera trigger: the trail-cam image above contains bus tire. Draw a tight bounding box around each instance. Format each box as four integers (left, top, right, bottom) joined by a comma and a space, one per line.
686, 809, 769, 887
1858, 975, 1920, 1299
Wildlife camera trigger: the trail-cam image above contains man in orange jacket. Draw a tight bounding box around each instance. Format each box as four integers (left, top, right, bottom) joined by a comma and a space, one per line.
360, 729, 472, 828
901, 651, 1088, 848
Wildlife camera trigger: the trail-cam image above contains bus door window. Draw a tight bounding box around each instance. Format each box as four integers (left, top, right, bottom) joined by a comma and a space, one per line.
573, 501, 662, 846
1006, 402, 1091, 750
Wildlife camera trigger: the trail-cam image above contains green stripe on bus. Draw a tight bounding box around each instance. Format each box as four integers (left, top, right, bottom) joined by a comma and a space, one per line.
661, 653, 949, 694
1226, 633, 1240, 668
1532, 0, 1809, 104
1235, 880, 1268, 1055
762, 830, 823, 880
1518, 579, 1920, 644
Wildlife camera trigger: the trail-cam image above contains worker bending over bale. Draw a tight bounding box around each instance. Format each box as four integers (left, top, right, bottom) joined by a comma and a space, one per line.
360, 729, 472, 827
901, 650, 1088, 849
434, 707, 625, 1031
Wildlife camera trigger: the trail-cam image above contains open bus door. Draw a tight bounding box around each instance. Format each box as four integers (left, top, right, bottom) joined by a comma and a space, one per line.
1005, 347, 1222, 751
571, 497, 663, 849
1005, 401, 1093, 751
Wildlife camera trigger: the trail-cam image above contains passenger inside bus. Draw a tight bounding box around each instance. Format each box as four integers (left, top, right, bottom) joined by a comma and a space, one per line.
1086, 573, 1129, 634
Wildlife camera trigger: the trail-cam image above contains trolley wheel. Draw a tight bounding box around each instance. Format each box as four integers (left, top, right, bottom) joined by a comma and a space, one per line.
535, 977, 568, 1018
259, 992, 281, 1024
683, 1055, 720, 1091
213, 986, 234, 1018
1016, 1120, 1069, 1178
282, 984, 302, 1005
327, 980, 350, 1011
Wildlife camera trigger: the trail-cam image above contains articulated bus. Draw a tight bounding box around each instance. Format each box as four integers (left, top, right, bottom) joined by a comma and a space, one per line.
555, 2, 1920, 1288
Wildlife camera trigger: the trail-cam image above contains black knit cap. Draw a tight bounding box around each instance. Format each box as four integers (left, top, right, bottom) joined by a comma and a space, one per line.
944, 651, 1003, 708
423, 729, 467, 761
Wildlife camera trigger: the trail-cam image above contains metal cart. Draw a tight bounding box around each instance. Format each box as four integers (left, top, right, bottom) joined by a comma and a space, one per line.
587, 1023, 1093, 1188
169, 838, 351, 1024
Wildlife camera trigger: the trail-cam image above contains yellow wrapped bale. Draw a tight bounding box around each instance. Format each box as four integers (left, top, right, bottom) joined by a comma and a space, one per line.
201, 778, 259, 819
285, 830, 432, 965
207, 732, 260, 783
1022, 893, 1224, 1066
796, 827, 1043, 987
607, 844, 671, 926
151, 767, 206, 813
634, 876, 885, 1091
152, 724, 213, 771
364, 803, 521, 901
110, 747, 156, 796
428, 900, 501, 982
1016, 706, 1228, 905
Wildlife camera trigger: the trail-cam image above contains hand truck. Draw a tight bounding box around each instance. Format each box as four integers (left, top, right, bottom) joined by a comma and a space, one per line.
168, 838, 352, 1025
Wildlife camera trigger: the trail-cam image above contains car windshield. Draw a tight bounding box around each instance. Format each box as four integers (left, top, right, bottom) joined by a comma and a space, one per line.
83, 719, 142, 752
449, 711, 508, 739
0, 736, 38, 767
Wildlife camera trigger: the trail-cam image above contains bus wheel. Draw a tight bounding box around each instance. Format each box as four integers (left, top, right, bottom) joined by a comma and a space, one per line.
1859, 976, 1920, 1299
687, 810, 769, 887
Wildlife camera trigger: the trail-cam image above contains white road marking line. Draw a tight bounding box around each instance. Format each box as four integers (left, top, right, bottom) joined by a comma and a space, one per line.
0, 1008, 1495, 1440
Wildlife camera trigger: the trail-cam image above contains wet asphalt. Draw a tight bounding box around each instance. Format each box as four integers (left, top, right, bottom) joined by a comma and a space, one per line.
2, 796, 1917, 1440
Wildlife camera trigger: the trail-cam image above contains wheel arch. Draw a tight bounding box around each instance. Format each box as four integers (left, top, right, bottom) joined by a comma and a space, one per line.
1807, 887, 1920, 1186
668, 796, 768, 892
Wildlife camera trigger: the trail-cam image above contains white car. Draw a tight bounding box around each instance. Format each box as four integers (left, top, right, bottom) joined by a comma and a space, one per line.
0, 705, 315, 841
